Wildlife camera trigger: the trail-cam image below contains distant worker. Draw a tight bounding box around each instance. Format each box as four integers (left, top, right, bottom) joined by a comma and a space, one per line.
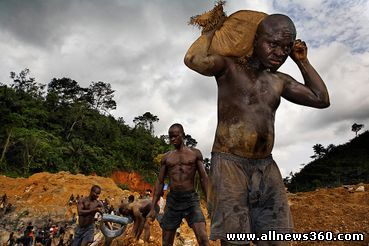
72, 185, 103, 246
68, 194, 75, 206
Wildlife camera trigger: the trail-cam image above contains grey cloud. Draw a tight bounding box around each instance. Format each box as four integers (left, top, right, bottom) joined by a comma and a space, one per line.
0, 1, 66, 47
0, 0, 201, 49
164, 74, 217, 110
273, 1, 369, 53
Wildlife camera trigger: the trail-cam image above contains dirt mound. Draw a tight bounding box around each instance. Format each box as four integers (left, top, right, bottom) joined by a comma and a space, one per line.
0, 173, 368, 245
0, 172, 130, 223
111, 171, 153, 193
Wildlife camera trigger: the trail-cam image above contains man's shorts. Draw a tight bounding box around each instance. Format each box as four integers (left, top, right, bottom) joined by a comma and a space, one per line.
208, 152, 293, 244
72, 224, 94, 246
160, 190, 206, 230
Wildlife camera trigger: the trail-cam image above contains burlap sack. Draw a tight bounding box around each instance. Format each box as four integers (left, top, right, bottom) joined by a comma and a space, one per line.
190, 1, 267, 58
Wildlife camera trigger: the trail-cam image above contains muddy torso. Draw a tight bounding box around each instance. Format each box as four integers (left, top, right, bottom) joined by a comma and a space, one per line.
213, 59, 285, 158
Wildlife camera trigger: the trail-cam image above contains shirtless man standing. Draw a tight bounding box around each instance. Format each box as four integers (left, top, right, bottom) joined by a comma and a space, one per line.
148, 123, 209, 246
72, 185, 103, 246
184, 14, 329, 245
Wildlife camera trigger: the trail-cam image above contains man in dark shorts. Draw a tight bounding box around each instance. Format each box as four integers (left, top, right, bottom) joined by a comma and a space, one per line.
184, 12, 329, 245
148, 123, 210, 246
72, 185, 103, 246
119, 197, 159, 243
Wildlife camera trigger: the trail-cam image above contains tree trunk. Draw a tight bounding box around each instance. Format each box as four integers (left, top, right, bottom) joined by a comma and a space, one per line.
67, 113, 85, 140
66, 120, 78, 140
0, 128, 12, 166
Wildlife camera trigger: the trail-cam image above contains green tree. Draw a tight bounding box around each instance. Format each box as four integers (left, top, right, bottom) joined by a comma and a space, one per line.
64, 138, 86, 172
10, 129, 58, 175
326, 144, 336, 153
47, 78, 85, 106
352, 123, 364, 137
133, 112, 159, 135
0, 84, 47, 170
310, 144, 326, 159
184, 134, 198, 148
0, 86, 19, 168
160, 134, 169, 144
10, 69, 45, 98
86, 81, 116, 114
65, 102, 90, 140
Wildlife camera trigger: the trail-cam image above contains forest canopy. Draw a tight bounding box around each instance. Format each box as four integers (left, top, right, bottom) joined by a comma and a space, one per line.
0, 69, 173, 183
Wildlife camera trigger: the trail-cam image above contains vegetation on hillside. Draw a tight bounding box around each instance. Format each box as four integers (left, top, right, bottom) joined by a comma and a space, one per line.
0, 69, 174, 183
286, 127, 369, 192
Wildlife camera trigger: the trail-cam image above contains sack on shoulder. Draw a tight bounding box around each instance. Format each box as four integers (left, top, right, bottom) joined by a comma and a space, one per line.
189, 1, 267, 58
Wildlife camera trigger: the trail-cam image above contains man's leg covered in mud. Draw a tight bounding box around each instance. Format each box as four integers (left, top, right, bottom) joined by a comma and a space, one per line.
162, 230, 176, 246
192, 222, 210, 246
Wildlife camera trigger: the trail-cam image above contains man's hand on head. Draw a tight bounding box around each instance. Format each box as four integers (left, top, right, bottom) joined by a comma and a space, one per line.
290, 39, 308, 63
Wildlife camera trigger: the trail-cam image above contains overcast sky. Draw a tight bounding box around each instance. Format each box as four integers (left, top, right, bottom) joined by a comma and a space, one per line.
1, 0, 368, 177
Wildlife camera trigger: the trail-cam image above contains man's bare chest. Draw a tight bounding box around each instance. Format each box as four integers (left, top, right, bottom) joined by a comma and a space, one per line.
83, 200, 97, 210
218, 70, 282, 108
166, 153, 197, 168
